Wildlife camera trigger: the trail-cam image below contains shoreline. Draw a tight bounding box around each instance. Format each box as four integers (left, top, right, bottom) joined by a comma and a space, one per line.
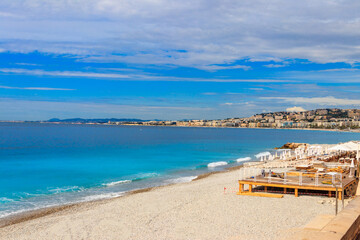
0, 165, 238, 229
130, 125, 360, 133
0, 159, 337, 240
2, 121, 360, 133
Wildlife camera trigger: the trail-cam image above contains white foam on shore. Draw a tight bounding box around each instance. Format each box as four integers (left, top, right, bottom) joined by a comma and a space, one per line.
0, 197, 14, 203
0, 203, 60, 219
102, 180, 132, 187
48, 186, 84, 194
236, 157, 251, 162
81, 192, 125, 202
0, 192, 127, 219
255, 151, 271, 158
207, 161, 228, 168
165, 176, 197, 184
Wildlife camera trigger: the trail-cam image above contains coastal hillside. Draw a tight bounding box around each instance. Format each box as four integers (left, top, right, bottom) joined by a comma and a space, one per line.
121, 108, 360, 130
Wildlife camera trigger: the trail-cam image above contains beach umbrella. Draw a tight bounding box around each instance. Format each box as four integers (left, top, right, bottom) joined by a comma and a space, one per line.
330, 141, 360, 152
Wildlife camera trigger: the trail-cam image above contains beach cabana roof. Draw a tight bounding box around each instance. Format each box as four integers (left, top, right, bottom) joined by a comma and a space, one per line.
329, 141, 360, 151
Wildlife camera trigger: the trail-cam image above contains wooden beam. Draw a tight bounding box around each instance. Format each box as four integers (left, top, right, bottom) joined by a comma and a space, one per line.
295, 188, 298, 197
237, 191, 283, 198
249, 184, 253, 193
239, 183, 243, 193
238, 180, 356, 192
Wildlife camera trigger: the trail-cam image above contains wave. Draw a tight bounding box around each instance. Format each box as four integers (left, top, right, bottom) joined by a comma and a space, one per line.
0, 197, 15, 203
132, 172, 159, 182
165, 176, 197, 184
255, 151, 271, 158
48, 186, 84, 194
102, 173, 159, 187
102, 180, 132, 187
195, 164, 208, 169
236, 157, 251, 163
207, 161, 228, 168
81, 192, 125, 202
0, 191, 127, 219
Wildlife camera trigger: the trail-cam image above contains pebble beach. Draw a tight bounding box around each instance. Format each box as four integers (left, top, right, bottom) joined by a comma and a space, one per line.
0, 167, 336, 240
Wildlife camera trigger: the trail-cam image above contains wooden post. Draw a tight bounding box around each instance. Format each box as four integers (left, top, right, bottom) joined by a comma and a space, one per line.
284, 188, 287, 194
295, 188, 298, 197
336, 190, 338, 215
338, 190, 342, 200
239, 183, 244, 193
249, 184, 253, 193
264, 186, 267, 192
329, 191, 332, 198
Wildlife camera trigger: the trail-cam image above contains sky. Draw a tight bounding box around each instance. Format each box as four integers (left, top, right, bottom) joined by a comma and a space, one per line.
1, 0, 360, 121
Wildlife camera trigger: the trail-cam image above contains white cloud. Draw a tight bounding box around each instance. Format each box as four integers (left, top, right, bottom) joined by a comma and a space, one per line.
196, 65, 251, 72
15, 62, 42, 66
261, 96, 360, 106
316, 68, 359, 72
248, 88, 264, 91
286, 106, 306, 112
0, 85, 75, 91
0, 11, 22, 18
1, 0, 360, 67
0, 68, 291, 82
264, 64, 287, 68
0, 68, 131, 79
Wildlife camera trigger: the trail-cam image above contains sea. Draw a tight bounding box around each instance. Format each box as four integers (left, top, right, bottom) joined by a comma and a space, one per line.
1, 122, 360, 218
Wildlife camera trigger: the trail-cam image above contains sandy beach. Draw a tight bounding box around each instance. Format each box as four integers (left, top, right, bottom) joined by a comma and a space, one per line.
0, 167, 336, 240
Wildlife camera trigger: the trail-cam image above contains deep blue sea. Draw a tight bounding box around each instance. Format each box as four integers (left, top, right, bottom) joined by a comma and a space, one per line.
1, 122, 360, 218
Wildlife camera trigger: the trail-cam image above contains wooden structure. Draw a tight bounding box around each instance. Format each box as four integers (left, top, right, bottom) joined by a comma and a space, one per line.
236, 191, 283, 198
238, 173, 357, 200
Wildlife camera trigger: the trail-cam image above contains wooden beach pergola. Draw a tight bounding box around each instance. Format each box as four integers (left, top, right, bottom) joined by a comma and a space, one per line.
237, 172, 357, 199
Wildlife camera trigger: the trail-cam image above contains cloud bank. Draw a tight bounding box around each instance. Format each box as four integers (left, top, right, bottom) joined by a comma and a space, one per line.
286, 106, 306, 112
1, 0, 360, 68
262, 96, 360, 106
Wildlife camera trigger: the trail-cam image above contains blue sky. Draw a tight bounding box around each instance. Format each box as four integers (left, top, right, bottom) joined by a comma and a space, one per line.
1, 0, 360, 120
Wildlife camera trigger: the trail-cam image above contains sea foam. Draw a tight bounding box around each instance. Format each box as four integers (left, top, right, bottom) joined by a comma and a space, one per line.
0, 197, 14, 203
207, 161, 228, 168
165, 176, 197, 184
255, 151, 271, 158
102, 180, 132, 187
236, 157, 251, 162
48, 186, 84, 194
81, 192, 125, 202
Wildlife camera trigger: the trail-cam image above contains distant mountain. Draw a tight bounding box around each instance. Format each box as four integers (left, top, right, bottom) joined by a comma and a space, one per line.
46, 118, 147, 123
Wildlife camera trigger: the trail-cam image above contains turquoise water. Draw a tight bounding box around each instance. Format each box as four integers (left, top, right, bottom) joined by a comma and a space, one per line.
1, 122, 359, 217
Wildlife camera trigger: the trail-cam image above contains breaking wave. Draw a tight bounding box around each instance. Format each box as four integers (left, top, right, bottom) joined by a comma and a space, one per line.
207, 161, 228, 168
236, 157, 251, 162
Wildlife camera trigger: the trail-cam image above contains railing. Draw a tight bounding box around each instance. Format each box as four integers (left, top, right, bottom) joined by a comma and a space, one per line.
238, 167, 344, 188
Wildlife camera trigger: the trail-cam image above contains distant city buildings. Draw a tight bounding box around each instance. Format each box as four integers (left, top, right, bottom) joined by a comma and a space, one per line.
116, 108, 360, 130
